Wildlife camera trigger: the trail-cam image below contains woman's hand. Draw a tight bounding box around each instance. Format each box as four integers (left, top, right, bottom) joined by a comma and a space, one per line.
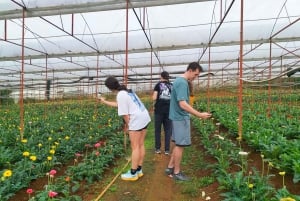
98, 97, 118, 107
99, 97, 105, 102
123, 124, 129, 133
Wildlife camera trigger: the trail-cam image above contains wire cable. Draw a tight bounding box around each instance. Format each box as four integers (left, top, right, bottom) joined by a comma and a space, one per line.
270, 0, 288, 37
130, 4, 163, 69
198, 0, 236, 62
241, 66, 300, 83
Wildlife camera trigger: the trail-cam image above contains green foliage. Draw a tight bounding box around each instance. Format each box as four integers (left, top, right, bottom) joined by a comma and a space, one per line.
0, 89, 14, 105
0, 100, 124, 200
272, 187, 300, 201
192, 90, 300, 200
218, 169, 275, 201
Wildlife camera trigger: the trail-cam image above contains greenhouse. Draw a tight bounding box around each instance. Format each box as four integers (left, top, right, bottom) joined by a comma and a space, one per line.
0, 0, 299, 200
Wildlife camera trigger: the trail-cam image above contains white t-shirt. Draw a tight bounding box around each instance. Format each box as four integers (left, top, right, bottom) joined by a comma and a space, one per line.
117, 90, 151, 130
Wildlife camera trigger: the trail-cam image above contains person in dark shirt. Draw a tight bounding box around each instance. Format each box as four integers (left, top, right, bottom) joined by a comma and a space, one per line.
152, 71, 173, 155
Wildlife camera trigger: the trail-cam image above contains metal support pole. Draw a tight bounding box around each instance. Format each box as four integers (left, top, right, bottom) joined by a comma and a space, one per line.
19, 8, 25, 140
124, 0, 129, 86
44, 55, 48, 118
267, 40, 272, 117
238, 0, 244, 140
4, 19, 7, 40
207, 45, 211, 111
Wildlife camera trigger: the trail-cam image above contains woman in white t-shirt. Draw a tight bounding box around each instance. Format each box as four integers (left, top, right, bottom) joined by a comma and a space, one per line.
99, 76, 151, 181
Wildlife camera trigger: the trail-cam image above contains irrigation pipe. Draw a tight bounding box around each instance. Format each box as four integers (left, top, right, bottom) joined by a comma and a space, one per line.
241, 66, 300, 83
94, 158, 131, 201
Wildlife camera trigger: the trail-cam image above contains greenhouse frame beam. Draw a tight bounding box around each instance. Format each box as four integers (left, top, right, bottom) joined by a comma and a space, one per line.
198, 0, 235, 61
3, 81, 300, 92
2, 67, 297, 87
131, 6, 163, 69
1, 36, 300, 62
2, 69, 299, 85
1, 0, 214, 20
1, 58, 297, 77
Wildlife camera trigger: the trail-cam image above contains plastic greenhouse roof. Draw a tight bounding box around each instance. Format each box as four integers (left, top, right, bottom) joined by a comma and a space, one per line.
0, 0, 299, 96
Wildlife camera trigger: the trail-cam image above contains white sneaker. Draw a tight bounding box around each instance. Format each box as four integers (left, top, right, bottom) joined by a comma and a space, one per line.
137, 169, 144, 178
121, 170, 138, 181
155, 149, 161, 154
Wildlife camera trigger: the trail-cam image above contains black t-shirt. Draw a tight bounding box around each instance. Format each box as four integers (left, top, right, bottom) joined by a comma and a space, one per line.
153, 81, 172, 114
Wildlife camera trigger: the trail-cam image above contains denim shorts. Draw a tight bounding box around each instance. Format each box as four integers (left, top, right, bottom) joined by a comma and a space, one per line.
171, 119, 191, 146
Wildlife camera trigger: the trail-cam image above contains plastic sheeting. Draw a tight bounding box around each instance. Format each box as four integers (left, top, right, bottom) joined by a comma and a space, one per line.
0, 0, 299, 95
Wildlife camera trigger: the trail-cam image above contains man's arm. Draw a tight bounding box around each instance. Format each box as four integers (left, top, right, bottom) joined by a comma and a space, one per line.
179, 100, 211, 119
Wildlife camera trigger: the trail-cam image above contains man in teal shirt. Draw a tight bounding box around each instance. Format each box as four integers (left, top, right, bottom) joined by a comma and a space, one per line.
166, 62, 212, 181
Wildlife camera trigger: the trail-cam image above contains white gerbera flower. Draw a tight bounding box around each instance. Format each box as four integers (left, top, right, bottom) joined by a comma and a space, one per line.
214, 134, 224, 140
238, 151, 249, 156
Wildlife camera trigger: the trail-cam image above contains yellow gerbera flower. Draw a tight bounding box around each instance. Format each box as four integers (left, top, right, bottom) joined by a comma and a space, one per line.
280, 197, 296, 201
279, 171, 286, 176
30, 155, 37, 161
23, 151, 30, 157
21, 139, 27, 143
3, 169, 12, 177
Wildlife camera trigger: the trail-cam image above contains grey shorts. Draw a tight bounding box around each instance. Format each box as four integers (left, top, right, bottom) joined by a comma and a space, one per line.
171, 119, 191, 147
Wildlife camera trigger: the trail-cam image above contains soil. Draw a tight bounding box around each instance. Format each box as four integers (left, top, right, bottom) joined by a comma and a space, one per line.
9, 130, 300, 201
82, 138, 224, 201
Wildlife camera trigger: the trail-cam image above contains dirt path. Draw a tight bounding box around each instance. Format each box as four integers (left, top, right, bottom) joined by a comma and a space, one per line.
96, 149, 220, 201
84, 134, 221, 201
98, 151, 180, 201
82, 116, 200, 201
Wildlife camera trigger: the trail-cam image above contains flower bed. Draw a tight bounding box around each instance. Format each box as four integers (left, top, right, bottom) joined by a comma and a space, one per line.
0, 100, 125, 201
193, 90, 300, 200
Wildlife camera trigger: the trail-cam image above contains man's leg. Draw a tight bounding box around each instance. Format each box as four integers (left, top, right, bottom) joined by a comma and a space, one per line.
172, 145, 184, 174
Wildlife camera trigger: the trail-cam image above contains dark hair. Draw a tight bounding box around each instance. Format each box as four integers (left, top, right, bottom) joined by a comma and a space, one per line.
187, 62, 203, 72
161, 71, 169, 80
104, 76, 127, 91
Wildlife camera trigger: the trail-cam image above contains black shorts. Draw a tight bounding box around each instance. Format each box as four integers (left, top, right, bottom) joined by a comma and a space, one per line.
129, 124, 149, 131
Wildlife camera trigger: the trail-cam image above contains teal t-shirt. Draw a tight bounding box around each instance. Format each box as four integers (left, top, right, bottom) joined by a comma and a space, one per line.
169, 77, 190, 120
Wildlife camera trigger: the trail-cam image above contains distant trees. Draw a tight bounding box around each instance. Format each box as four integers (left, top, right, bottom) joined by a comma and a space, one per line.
0, 89, 14, 104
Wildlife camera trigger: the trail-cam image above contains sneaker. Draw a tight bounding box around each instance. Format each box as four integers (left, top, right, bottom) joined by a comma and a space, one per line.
137, 169, 144, 178
155, 149, 161, 154
121, 170, 138, 181
165, 167, 174, 177
164, 151, 170, 155
173, 172, 190, 181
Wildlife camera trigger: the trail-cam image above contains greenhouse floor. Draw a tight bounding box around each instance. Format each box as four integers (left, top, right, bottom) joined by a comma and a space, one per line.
10, 124, 300, 201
